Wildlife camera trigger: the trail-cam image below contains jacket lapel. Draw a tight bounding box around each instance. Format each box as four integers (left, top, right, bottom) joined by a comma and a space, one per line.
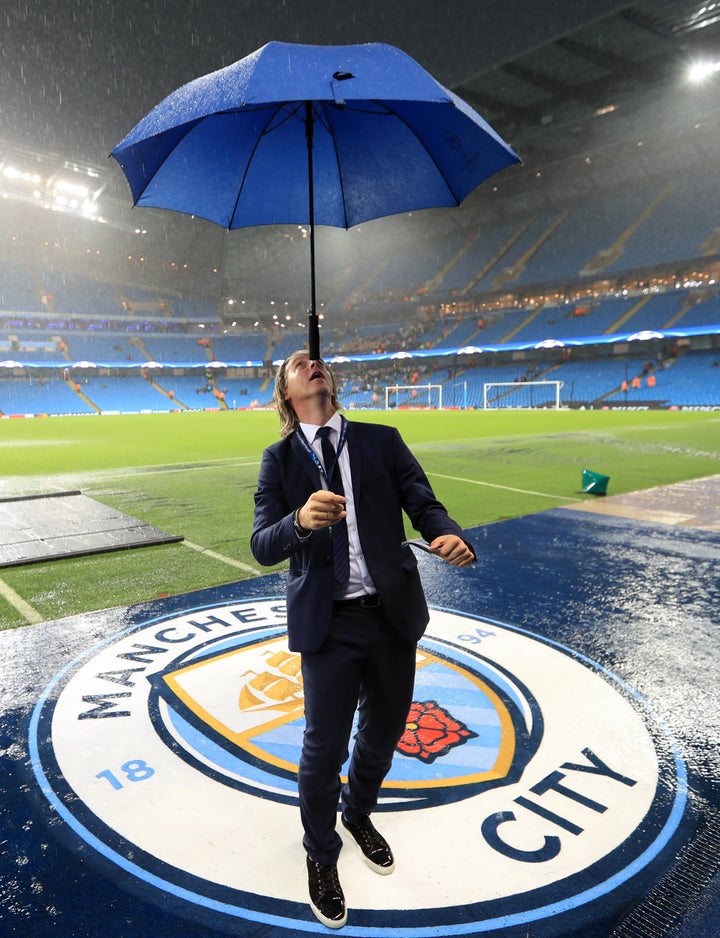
290, 431, 322, 488
345, 420, 362, 497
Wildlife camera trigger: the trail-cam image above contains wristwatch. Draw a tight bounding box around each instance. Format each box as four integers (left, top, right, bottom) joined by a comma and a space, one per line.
293, 508, 312, 538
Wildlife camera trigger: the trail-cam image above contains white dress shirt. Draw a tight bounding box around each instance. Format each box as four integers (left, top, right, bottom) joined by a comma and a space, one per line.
299, 412, 376, 599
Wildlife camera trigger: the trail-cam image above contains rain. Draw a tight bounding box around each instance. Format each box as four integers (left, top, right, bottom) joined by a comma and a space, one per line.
1, 0, 645, 316
1, 6, 720, 937
0, 1, 718, 339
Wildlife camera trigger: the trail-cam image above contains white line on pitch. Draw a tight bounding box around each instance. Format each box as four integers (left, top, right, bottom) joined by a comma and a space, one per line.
428, 472, 580, 501
181, 540, 261, 575
120, 459, 262, 478
1, 459, 263, 498
0, 579, 44, 624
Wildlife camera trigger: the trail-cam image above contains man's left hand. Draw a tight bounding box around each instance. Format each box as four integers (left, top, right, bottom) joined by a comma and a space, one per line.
428, 535, 476, 567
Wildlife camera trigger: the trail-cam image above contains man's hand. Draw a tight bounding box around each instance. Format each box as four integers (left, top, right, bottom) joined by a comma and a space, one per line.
297, 491, 347, 531
428, 534, 475, 567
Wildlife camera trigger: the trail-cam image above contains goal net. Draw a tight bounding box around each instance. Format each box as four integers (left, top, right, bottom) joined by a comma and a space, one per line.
385, 383, 443, 410
483, 380, 562, 410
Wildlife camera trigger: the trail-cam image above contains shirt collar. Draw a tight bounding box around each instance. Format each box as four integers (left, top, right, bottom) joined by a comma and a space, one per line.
300, 410, 343, 444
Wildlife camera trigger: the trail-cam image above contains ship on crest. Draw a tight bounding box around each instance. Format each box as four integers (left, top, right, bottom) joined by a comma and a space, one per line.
239, 650, 304, 714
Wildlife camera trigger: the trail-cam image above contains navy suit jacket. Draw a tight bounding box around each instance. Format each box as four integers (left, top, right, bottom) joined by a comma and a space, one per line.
251, 419, 472, 653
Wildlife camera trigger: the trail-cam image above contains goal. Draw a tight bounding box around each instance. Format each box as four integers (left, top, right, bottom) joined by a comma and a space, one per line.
385, 383, 443, 410
482, 380, 562, 410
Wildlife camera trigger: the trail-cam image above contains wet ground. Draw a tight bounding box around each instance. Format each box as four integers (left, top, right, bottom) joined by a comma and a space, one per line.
1, 478, 718, 937
0, 491, 182, 567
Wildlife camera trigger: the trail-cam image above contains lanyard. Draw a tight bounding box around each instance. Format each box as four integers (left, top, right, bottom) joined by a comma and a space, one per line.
297, 416, 348, 486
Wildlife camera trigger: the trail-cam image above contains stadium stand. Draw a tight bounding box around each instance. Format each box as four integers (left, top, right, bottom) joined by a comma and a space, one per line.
0, 376, 94, 416
1, 129, 718, 417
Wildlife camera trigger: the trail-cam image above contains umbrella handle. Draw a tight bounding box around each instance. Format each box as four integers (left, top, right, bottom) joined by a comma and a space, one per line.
308, 309, 320, 361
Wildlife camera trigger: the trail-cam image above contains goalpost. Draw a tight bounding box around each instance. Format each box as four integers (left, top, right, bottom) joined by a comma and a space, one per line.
483, 380, 562, 410
385, 383, 443, 410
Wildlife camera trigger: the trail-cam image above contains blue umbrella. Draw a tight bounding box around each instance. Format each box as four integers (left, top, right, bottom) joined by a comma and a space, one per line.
111, 41, 519, 358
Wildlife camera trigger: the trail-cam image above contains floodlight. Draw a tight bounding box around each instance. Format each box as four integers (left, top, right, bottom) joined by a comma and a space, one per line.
688, 59, 720, 83
54, 178, 89, 198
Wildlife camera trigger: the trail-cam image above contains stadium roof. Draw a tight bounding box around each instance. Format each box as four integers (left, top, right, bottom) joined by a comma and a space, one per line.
456, 0, 720, 158
3, 1, 719, 168
2, 1, 719, 311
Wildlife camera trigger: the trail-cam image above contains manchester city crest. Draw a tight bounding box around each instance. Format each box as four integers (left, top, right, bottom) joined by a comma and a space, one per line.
29, 599, 687, 935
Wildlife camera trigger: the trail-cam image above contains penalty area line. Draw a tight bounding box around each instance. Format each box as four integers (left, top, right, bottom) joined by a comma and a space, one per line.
0, 578, 44, 624
428, 472, 580, 501
181, 540, 261, 575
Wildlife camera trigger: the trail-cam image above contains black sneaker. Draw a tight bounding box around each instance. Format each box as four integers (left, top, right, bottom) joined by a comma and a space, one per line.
307, 857, 347, 929
341, 814, 395, 874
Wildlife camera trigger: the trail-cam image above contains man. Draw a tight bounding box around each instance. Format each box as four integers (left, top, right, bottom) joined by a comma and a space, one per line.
251, 351, 475, 929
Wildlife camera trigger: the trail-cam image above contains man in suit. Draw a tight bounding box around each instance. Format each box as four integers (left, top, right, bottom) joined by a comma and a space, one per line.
251, 351, 475, 929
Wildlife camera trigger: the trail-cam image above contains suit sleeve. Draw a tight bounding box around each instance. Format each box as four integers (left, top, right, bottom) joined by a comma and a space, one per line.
391, 428, 476, 554
250, 447, 298, 567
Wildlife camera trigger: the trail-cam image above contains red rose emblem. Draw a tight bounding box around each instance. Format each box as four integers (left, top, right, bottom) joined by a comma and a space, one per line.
397, 700, 477, 763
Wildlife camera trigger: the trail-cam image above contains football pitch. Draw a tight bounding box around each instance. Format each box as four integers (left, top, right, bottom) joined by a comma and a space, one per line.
1, 407, 718, 629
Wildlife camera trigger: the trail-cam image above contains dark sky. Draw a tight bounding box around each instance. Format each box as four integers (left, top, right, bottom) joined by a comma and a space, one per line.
1, 0, 629, 165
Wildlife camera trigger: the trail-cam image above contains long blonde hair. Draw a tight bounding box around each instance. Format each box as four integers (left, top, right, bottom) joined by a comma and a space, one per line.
273, 351, 341, 437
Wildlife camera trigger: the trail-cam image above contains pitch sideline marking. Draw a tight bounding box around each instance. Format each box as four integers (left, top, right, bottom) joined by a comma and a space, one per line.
1, 459, 263, 498
181, 540, 261, 575
0, 578, 44, 624
110, 458, 262, 479
429, 472, 581, 501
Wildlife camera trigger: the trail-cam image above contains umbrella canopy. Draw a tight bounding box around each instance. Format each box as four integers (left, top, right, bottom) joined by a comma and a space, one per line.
111, 41, 520, 358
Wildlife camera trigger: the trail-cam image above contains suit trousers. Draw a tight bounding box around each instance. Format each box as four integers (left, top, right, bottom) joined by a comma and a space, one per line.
298, 601, 417, 865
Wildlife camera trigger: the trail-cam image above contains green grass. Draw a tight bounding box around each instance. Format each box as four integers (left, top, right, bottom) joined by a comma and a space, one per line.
1, 408, 718, 629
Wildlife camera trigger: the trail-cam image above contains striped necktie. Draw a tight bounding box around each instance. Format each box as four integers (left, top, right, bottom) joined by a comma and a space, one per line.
316, 426, 350, 588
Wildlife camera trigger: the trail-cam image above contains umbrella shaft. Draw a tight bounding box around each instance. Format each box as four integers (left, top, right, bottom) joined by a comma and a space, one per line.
305, 102, 319, 360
